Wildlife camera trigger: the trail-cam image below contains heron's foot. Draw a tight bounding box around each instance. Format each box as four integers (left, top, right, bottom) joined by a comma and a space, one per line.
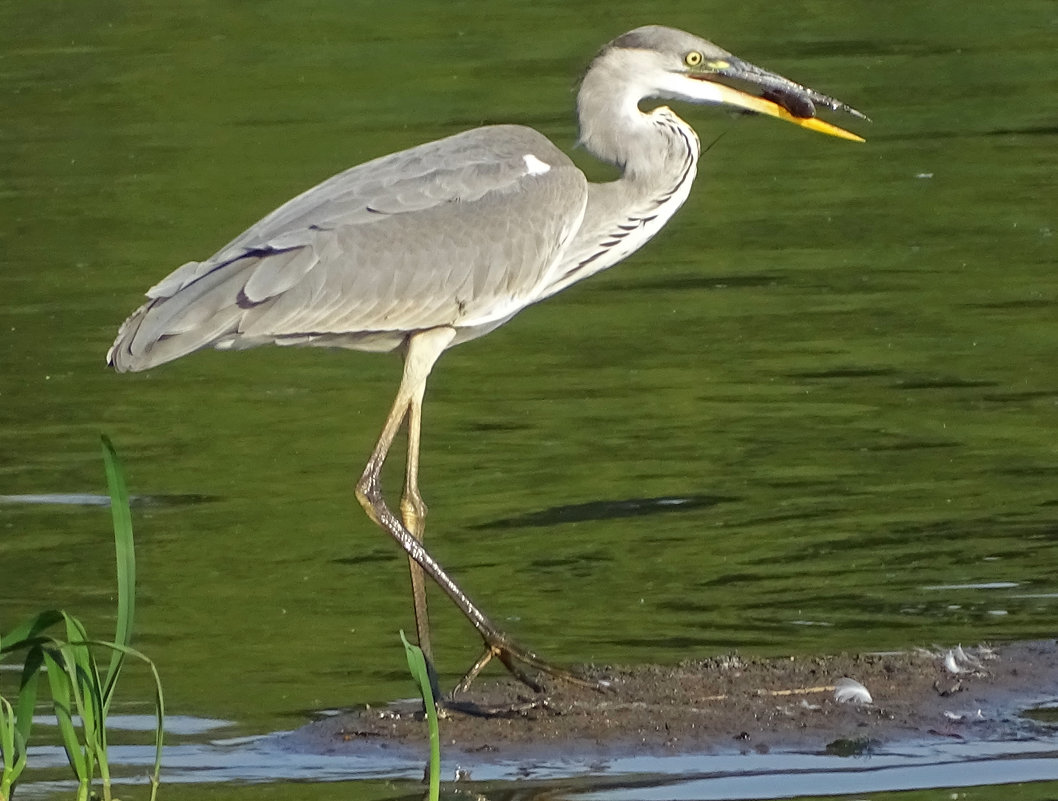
452, 634, 609, 695
439, 695, 552, 719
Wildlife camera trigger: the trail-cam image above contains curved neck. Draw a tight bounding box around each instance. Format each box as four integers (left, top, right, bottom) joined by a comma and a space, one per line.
576, 48, 700, 181
535, 60, 702, 300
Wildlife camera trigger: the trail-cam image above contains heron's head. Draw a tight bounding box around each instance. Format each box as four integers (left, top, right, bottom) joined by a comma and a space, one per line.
583, 25, 867, 143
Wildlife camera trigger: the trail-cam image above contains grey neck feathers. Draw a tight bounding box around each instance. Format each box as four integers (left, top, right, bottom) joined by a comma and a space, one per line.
576, 47, 700, 183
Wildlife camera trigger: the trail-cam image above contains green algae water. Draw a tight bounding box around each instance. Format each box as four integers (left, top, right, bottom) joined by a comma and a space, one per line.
2, 0, 1057, 797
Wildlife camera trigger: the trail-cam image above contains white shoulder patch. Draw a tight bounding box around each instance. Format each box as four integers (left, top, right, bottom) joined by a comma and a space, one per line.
522, 154, 551, 176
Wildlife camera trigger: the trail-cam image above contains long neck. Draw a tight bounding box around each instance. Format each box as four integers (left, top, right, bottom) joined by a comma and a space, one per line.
577, 49, 699, 179
538, 58, 701, 298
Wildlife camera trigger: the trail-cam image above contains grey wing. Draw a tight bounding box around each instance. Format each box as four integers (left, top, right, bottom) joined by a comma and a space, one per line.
108, 125, 588, 371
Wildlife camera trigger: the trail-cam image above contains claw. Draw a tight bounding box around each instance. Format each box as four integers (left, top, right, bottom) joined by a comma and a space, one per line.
452, 636, 609, 696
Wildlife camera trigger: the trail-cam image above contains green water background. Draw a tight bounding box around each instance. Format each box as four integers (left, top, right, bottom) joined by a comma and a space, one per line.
2, 0, 1056, 752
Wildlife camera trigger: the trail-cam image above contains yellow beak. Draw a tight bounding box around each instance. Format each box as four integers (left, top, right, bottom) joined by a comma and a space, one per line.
708, 81, 866, 143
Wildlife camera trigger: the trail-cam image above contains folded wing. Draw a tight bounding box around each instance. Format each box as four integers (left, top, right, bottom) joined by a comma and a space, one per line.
108, 125, 588, 371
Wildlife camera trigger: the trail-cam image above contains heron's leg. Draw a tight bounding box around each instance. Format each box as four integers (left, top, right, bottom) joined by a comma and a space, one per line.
355, 327, 602, 695
354, 336, 435, 654
400, 372, 432, 660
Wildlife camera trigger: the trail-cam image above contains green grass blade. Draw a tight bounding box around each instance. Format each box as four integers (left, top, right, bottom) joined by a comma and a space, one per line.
0, 633, 8, 755
400, 631, 440, 801
42, 649, 88, 782
64, 638, 166, 792
61, 619, 101, 741
14, 647, 43, 756
145, 653, 165, 791
59, 619, 108, 787
100, 434, 135, 708
1, 694, 25, 799
0, 695, 13, 768
1, 610, 64, 654
2, 644, 43, 799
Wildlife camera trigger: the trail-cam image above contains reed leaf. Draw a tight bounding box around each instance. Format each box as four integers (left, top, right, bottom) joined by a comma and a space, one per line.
42, 649, 89, 785
400, 630, 440, 801
100, 434, 135, 708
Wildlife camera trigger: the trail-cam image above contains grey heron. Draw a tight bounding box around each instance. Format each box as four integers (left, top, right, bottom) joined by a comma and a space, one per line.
108, 25, 865, 693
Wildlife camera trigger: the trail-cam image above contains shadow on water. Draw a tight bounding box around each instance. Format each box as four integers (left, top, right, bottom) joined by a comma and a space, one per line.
475, 495, 737, 529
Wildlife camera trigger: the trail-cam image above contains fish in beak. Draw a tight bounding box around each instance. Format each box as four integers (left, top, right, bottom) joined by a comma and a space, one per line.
689, 51, 869, 142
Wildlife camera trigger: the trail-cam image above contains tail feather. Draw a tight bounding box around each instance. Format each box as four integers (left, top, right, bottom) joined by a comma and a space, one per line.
107, 258, 256, 372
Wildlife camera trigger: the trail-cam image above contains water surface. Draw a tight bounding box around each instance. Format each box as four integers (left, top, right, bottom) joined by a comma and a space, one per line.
2, 0, 1057, 797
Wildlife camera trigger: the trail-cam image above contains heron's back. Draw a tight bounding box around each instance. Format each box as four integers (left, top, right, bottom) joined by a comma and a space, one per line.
108, 125, 588, 372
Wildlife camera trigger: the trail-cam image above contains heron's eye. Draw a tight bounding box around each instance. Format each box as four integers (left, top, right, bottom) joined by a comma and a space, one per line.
684, 51, 703, 67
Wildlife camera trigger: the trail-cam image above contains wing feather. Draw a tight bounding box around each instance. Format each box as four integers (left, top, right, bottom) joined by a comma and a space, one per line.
108, 125, 587, 371
240, 240, 318, 304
